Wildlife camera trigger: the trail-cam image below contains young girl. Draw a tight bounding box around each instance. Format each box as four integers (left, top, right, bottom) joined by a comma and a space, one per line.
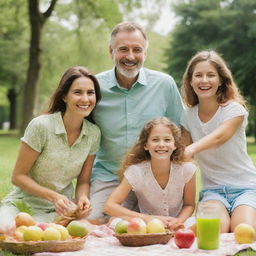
181, 50, 256, 233
0, 66, 101, 231
104, 117, 196, 230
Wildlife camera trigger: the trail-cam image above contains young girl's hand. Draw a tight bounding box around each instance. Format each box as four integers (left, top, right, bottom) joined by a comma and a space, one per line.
75, 196, 92, 219
166, 218, 184, 231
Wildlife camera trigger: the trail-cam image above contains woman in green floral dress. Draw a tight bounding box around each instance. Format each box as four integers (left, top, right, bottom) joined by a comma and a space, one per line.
0, 66, 101, 232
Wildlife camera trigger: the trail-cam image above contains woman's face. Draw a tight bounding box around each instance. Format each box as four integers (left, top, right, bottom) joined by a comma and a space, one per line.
191, 61, 221, 101
63, 76, 96, 118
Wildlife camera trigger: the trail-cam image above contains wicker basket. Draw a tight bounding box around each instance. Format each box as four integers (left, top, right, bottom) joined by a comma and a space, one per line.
115, 231, 173, 247
0, 237, 86, 254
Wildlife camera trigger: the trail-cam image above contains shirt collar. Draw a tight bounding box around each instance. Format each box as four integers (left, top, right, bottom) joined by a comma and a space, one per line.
54, 112, 88, 136
109, 67, 148, 89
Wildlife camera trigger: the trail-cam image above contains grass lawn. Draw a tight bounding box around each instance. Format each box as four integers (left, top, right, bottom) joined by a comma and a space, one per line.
0, 134, 256, 256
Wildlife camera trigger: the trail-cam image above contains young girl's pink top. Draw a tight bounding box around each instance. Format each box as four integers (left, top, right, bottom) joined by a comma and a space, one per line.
124, 161, 196, 217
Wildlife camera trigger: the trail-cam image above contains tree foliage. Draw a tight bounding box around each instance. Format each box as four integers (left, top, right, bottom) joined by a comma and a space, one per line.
165, 0, 256, 139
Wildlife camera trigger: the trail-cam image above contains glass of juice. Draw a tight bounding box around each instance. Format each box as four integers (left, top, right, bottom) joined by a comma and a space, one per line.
196, 202, 221, 250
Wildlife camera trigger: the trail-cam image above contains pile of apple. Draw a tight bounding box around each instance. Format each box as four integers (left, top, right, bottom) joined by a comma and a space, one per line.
13, 212, 90, 241
114, 217, 166, 235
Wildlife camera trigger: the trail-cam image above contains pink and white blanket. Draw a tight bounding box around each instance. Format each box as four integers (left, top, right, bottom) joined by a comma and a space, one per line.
34, 225, 256, 256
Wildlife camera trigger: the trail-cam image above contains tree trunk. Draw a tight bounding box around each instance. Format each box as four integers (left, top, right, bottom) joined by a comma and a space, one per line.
20, 0, 57, 134
7, 88, 17, 130
254, 104, 256, 144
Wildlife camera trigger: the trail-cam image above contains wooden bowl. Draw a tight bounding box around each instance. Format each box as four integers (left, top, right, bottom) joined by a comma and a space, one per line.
0, 237, 86, 254
115, 231, 173, 247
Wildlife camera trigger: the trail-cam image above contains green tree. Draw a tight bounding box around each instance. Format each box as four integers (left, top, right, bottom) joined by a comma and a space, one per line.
166, 0, 256, 140
0, 0, 28, 129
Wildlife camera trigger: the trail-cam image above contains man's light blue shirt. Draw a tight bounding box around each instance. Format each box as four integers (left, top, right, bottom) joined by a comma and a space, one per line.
92, 67, 184, 182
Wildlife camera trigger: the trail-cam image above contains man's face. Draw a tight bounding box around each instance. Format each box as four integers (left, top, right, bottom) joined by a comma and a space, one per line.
110, 30, 147, 79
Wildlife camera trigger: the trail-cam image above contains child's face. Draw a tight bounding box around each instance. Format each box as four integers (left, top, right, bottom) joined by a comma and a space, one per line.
144, 124, 176, 161
191, 60, 221, 101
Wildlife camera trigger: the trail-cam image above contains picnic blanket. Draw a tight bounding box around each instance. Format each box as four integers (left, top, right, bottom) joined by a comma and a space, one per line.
34, 225, 256, 256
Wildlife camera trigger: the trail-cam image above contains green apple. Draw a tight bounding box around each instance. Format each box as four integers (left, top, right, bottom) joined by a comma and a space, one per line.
115, 220, 128, 234
146, 218, 165, 233
42, 227, 61, 241
67, 220, 90, 237
23, 226, 43, 241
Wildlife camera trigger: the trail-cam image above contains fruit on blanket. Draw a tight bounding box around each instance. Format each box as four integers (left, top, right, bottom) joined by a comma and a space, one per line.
14, 225, 28, 240
174, 229, 195, 248
127, 218, 147, 235
115, 220, 129, 234
146, 218, 165, 233
67, 220, 90, 237
53, 224, 70, 240
42, 227, 61, 241
234, 223, 256, 244
37, 222, 50, 231
23, 226, 43, 241
15, 212, 36, 227
16, 225, 27, 233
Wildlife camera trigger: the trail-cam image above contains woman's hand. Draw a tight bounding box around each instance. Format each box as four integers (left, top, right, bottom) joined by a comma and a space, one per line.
183, 145, 195, 161
75, 196, 92, 219
53, 195, 73, 216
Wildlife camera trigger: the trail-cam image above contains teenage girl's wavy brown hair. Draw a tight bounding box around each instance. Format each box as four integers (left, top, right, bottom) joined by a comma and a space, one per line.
182, 50, 247, 109
118, 117, 184, 180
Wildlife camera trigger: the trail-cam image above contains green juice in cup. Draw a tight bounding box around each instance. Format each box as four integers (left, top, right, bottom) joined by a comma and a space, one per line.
196, 202, 221, 250
197, 217, 220, 250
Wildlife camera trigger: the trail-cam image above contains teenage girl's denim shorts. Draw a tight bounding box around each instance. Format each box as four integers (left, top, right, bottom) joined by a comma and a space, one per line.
199, 186, 256, 214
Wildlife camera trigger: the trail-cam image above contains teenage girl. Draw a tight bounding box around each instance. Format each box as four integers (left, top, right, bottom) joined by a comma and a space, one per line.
104, 117, 196, 230
181, 50, 256, 232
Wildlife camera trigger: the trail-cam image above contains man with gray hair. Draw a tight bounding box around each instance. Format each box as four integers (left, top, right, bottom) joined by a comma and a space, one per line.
88, 21, 184, 223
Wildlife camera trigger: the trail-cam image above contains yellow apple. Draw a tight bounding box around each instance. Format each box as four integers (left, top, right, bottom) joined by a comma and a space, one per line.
53, 224, 69, 240
42, 227, 61, 241
234, 223, 256, 244
146, 218, 165, 233
23, 226, 43, 241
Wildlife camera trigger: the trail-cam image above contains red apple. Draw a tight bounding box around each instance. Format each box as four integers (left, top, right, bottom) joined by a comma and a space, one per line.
37, 222, 50, 231
127, 218, 146, 235
174, 229, 195, 248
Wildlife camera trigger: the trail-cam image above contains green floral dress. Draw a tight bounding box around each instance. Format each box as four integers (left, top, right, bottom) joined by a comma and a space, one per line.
0, 112, 100, 222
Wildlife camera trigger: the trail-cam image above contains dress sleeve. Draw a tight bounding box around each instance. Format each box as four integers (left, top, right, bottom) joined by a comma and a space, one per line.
182, 162, 197, 184
21, 117, 47, 153
222, 102, 248, 127
89, 125, 101, 155
124, 165, 140, 190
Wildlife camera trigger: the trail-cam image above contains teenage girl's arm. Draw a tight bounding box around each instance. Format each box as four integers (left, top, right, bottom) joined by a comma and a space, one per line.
182, 116, 244, 160
74, 155, 96, 218
12, 142, 72, 215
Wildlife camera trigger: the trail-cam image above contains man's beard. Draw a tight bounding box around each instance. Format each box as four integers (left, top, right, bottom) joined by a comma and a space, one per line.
116, 60, 144, 79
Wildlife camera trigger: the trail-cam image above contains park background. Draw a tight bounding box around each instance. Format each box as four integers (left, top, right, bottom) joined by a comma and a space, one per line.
0, 1, 256, 255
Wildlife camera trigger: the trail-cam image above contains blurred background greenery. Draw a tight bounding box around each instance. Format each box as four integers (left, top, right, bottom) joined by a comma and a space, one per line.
0, 0, 255, 139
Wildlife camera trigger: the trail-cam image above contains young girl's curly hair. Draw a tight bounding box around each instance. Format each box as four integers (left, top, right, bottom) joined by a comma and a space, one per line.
118, 117, 184, 180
